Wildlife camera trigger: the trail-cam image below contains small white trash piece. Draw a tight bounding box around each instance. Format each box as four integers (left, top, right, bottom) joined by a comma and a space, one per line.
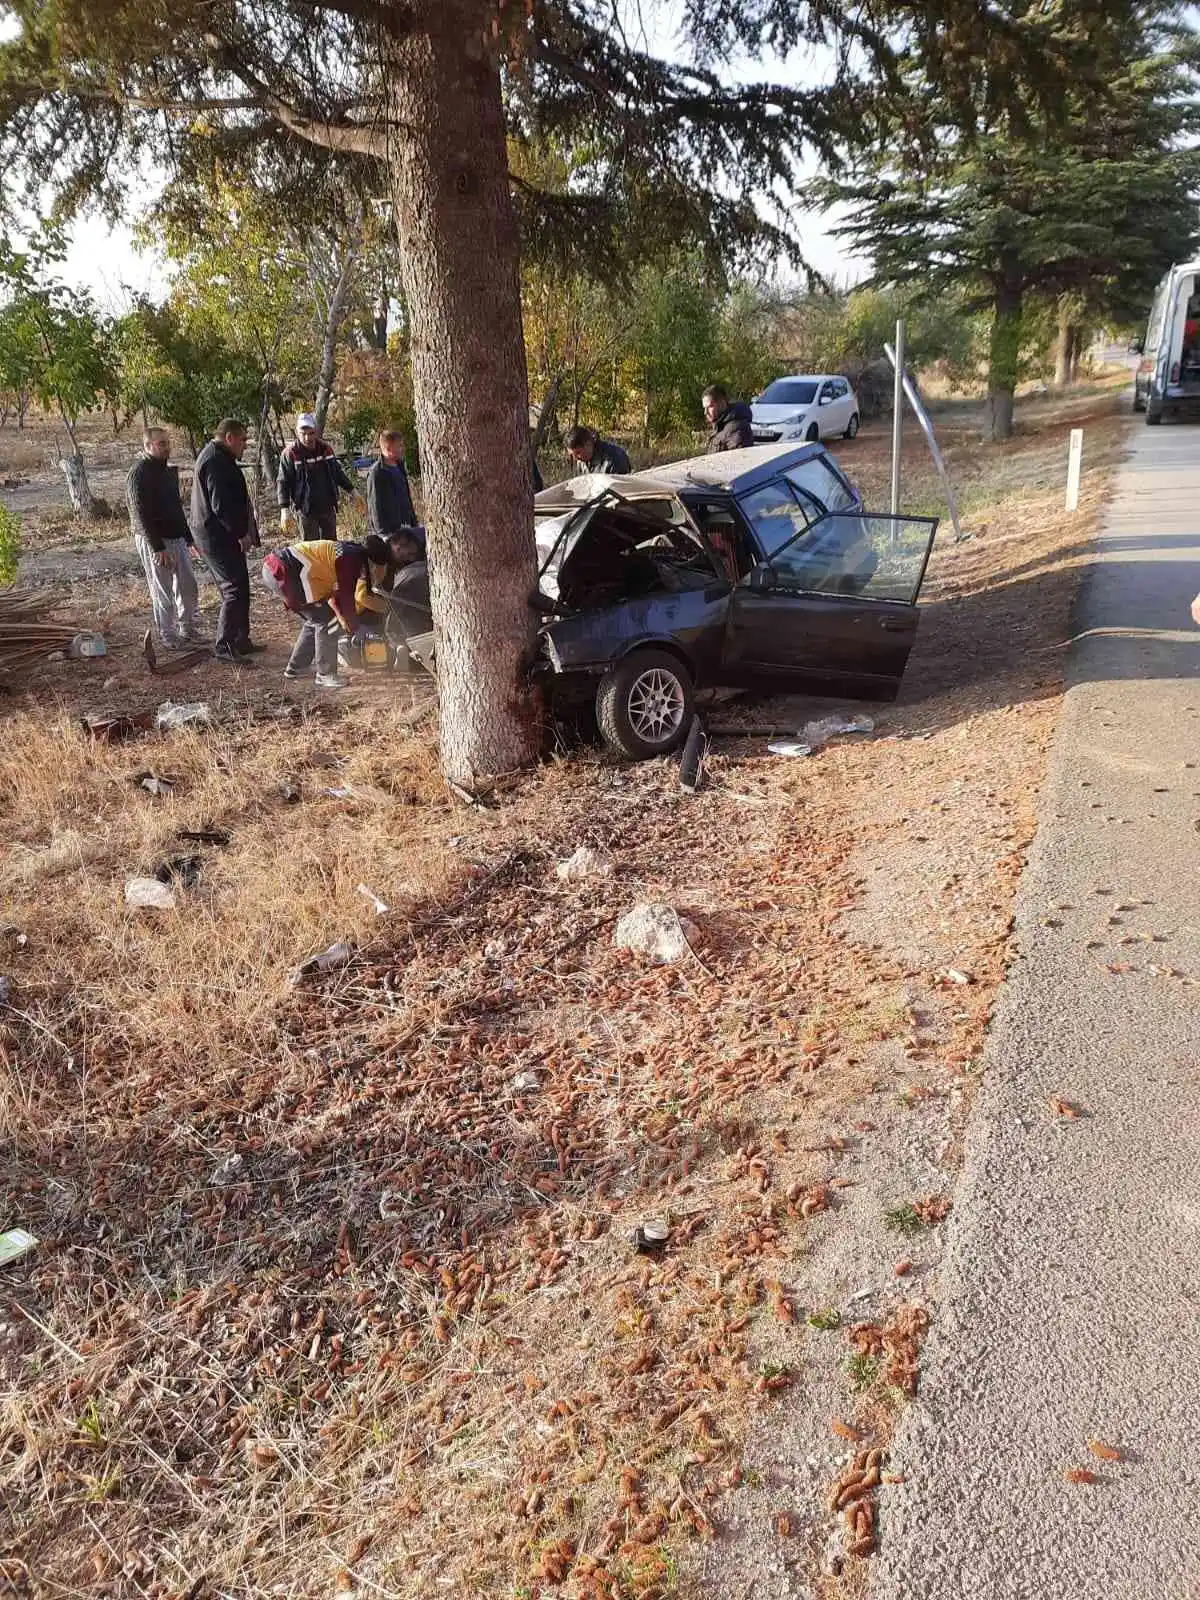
0, 1228, 38, 1268
155, 700, 213, 732
124, 877, 178, 911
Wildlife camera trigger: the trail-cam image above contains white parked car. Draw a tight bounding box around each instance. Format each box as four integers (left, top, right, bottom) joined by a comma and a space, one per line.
750, 374, 860, 444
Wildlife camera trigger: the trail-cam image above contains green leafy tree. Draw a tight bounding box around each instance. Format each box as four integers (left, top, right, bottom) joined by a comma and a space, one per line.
0, 238, 115, 514
0, 0, 1117, 779
828, 3, 1200, 439
111, 298, 265, 450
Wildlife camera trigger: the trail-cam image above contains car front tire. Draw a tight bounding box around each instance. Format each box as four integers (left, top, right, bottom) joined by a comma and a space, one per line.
843, 412, 860, 439
805, 422, 820, 442
1146, 402, 1163, 426
596, 649, 695, 761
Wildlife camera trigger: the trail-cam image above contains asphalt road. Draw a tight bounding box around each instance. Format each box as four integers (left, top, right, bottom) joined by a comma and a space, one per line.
870, 418, 1200, 1599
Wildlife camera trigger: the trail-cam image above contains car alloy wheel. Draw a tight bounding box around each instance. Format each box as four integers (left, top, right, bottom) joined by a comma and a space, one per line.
627, 666, 686, 744
596, 648, 696, 761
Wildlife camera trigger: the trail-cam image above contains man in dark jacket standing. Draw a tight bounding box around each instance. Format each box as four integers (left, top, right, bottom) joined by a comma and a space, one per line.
278, 412, 359, 540
127, 428, 204, 648
564, 425, 631, 476
702, 385, 755, 453
365, 429, 418, 537
191, 418, 261, 664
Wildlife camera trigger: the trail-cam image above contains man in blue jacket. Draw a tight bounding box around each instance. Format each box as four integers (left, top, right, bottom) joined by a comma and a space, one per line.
278, 412, 360, 540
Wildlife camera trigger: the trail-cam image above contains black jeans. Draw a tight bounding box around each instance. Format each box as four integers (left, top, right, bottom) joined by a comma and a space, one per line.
299, 510, 337, 540
197, 533, 251, 650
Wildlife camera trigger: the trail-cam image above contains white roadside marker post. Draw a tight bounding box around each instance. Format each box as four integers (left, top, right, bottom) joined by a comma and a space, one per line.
1066, 428, 1083, 512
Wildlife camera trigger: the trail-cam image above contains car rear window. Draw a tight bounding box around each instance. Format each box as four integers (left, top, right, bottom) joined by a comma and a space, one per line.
785, 458, 858, 514
758, 379, 818, 406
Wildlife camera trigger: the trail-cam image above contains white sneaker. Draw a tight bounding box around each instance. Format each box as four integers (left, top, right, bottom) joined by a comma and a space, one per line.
315, 674, 346, 690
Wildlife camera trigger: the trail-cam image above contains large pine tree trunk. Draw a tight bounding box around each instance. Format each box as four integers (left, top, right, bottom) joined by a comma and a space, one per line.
384, 1, 539, 786
984, 281, 1022, 443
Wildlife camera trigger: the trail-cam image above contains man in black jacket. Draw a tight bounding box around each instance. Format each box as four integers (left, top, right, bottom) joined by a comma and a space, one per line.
191, 418, 262, 664
702, 385, 755, 453
564, 425, 631, 476
365, 429, 418, 537
127, 428, 205, 648
278, 412, 359, 540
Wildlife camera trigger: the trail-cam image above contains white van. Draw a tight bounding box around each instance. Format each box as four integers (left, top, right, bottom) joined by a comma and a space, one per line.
1134, 260, 1200, 423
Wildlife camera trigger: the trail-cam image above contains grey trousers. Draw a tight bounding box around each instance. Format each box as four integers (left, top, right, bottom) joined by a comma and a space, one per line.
136, 536, 201, 644
286, 602, 340, 678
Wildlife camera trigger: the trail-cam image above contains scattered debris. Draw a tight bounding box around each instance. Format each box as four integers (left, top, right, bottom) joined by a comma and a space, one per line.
555, 845, 616, 881
291, 941, 354, 985
830, 1418, 861, 1441
209, 1153, 245, 1188
613, 902, 699, 964
356, 883, 390, 916
0, 589, 79, 670
768, 737, 816, 759
81, 708, 155, 742
178, 828, 230, 847
801, 713, 875, 751
1063, 1466, 1101, 1485
124, 877, 178, 911
0, 925, 26, 950
142, 630, 208, 676
69, 631, 106, 659
1048, 1095, 1084, 1119
510, 1070, 542, 1094
679, 714, 707, 793
634, 1218, 671, 1255
0, 976, 9, 1005
155, 854, 202, 889
133, 771, 175, 798
278, 780, 302, 805
943, 967, 974, 986
0, 1228, 37, 1268
155, 700, 213, 732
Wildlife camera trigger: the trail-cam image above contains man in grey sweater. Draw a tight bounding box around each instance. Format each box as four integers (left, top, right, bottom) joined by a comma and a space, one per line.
126, 428, 205, 648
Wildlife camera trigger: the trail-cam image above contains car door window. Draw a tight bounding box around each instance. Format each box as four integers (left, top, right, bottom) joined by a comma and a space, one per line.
818, 382, 836, 404
785, 459, 858, 514
739, 480, 814, 560
766, 512, 938, 603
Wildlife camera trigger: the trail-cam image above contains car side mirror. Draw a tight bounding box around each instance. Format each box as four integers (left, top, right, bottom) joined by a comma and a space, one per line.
747, 564, 777, 593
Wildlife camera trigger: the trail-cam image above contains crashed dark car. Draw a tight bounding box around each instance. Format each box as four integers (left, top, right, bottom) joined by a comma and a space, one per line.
529, 442, 938, 759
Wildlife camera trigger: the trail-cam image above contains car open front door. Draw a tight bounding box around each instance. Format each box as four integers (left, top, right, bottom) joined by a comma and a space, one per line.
725, 511, 939, 695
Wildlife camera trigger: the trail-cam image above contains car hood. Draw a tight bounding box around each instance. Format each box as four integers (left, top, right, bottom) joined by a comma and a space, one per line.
751, 402, 812, 426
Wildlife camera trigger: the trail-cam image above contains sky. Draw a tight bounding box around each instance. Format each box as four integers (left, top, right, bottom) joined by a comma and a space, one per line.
37, 0, 866, 306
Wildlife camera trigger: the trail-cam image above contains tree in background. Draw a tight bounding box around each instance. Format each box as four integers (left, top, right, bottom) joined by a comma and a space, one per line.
0, 0, 1117, 781
0, 239, 114, 515
829, 3, 1200, 440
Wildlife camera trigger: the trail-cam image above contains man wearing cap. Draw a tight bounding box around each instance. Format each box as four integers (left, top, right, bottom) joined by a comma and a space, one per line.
277, 413, 360, 540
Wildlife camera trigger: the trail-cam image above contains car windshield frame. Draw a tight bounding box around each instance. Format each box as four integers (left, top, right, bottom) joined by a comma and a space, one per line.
757, 379, 819, 407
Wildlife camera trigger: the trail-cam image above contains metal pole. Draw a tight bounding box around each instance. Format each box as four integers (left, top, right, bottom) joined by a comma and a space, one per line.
890, 318, 906, 517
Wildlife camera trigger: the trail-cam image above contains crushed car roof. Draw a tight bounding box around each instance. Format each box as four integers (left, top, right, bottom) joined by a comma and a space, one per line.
534, 442, 829, 511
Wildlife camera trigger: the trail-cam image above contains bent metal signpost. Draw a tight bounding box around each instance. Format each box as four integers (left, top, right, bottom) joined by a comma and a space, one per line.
886, 331, 967, 544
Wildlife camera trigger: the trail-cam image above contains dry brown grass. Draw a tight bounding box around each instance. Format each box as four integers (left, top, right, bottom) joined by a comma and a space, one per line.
0, 390, 1128, 1600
